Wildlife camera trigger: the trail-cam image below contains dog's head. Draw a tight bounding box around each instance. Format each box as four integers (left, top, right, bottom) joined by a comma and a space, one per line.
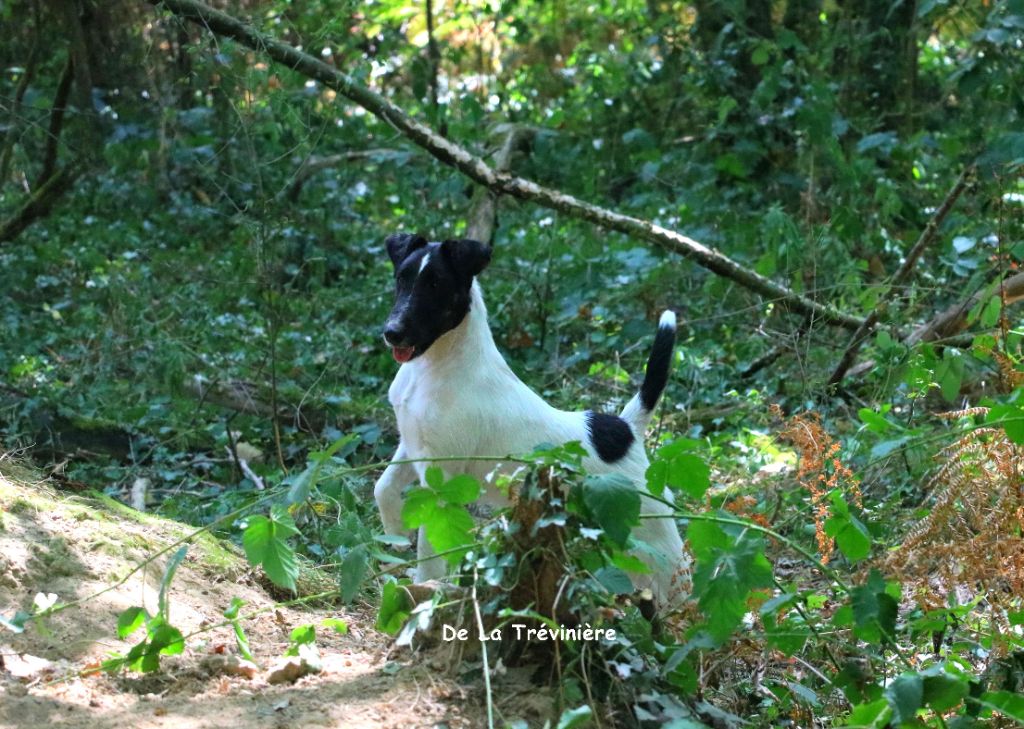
382, 233, 492, 363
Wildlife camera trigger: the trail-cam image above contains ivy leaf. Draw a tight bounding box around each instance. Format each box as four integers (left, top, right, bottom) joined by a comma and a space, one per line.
242, 508, 299, 591
582, 473, 640, 547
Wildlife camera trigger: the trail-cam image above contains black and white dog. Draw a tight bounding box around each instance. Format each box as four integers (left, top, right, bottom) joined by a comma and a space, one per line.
373, 233, 690, 607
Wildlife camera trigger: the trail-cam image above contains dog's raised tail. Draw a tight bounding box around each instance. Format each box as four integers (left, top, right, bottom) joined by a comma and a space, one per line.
620, 310, 676, 433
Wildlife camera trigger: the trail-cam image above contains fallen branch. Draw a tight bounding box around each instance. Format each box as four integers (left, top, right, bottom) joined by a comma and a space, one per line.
828, 166, 974, 386
465, 124, 533, 242
906, 271, 1024, 346
148, 0, 866, 331
184, 375, 329, 432
0, 163, 83, 244
284, 148, 408, 202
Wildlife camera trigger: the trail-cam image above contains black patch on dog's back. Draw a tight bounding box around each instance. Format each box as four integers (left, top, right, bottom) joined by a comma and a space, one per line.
586, 411, 635, 463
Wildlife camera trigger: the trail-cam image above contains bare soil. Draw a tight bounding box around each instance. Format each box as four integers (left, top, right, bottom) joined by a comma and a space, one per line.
0, 465, 551, 728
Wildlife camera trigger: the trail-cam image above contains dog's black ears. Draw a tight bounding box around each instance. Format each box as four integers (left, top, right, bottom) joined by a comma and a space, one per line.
440, 238, 492, 280
385, 233, 429, 268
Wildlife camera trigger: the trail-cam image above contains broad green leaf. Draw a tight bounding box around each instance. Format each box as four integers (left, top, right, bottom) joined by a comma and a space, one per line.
340, 544, 369, 603
401, 487, 439, 529
376, 582, 411, 635
582, 473, 640, 548
981, 689, 1024, 721
556, 705, 593, 729
843, 698, 892, 727
851, 570, 898, 644
424, 465, 444, 489
921, 666, 967, 713
435, 473, 480, 505
986, 402, 1024, 444
322, 618, 348, 635
242, 509, 299, 591
593, 566, 634, 594
424, 503, 475, 562
884, 673, 923, 725
647, 439, 710, 500
117, 607, 149, 639
690, 522, 773, 642
825, 495, 871, 562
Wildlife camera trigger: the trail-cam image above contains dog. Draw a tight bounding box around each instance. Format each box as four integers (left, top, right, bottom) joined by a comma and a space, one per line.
373, 233, 690, 607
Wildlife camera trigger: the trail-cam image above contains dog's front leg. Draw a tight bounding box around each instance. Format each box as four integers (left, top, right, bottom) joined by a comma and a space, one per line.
374, 442, 417, 539
414, 526, 446, 583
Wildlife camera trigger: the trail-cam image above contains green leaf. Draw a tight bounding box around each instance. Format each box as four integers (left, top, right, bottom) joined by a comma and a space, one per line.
824, 494, 871, 562
647, 439, 710, 500
689, 521, 773, 642
986, 402, 1024, 444
322, 618, 348, 635
242, 508, 299, 591
884, 673, 923, 725
844, 698, 892, 727
435, 474, 480, 505
851, 570, 898, 644
921, 666, 967, 713
582, 473, 640, 547
401, 487, 439, 529
376, 582, 411, 635
934, 351, 965, 403
593, 566, 635, 594
158, 545, 188, 621
340, 544, 369, 603
117, 607, 149, 639
222, 597, 254, 663
981, 689, 1024, 721
424, 503, 475, 563
424, 465, 444, 489
556, 705, 593, 729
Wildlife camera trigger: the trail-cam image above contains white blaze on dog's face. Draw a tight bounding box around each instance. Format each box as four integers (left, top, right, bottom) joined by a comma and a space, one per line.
382, 233, 492, 363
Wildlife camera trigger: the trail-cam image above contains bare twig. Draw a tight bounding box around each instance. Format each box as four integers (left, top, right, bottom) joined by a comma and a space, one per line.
147, 0, 868, 331
828, 165, 974, 385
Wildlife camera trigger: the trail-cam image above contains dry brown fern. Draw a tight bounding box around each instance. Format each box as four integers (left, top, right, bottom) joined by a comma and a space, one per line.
885, 406, 1024, 650
772, 405, 862, 565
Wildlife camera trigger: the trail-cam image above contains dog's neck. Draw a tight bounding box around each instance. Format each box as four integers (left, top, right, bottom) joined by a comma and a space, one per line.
417, 281, 501, 368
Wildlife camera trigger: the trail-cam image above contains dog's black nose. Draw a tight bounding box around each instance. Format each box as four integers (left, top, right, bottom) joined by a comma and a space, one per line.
383, 323, 405, 345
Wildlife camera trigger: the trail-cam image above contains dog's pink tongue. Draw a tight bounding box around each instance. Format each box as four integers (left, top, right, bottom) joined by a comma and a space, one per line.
392, 346, 415, 363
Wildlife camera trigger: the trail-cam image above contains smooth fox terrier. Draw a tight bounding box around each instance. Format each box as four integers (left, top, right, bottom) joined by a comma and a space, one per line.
373, 233, 689, 607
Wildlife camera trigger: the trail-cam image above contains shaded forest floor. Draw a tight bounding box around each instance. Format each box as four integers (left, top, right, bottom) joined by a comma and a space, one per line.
0, 464, 551, 729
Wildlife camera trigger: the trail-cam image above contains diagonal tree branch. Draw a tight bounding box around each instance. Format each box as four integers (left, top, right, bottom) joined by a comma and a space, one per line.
827, 165, 974, 386
148, 0, 868, 331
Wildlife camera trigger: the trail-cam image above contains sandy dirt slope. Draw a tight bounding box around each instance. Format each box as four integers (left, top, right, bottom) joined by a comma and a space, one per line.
0, 466, 550, 729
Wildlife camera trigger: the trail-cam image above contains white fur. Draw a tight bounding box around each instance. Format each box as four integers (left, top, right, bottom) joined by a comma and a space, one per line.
374, 282, 690, 606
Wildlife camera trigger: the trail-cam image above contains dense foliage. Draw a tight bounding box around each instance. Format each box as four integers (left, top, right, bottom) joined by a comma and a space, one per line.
1, 0, 1023, 726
